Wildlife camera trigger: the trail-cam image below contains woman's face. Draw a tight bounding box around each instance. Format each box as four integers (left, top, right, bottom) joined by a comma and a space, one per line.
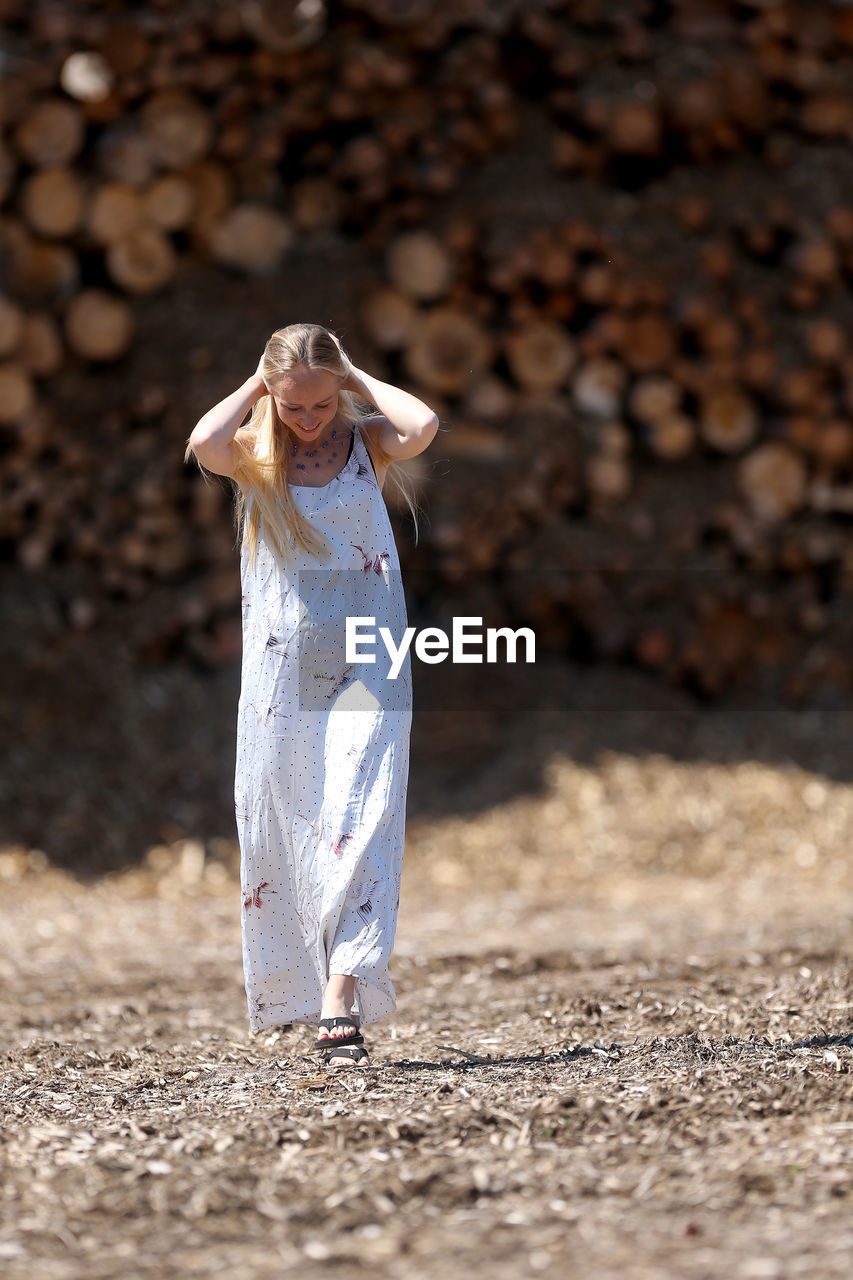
268, 365, 341, 442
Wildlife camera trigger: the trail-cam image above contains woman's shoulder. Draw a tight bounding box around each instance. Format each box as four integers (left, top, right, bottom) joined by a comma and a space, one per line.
356, 413, 383, 440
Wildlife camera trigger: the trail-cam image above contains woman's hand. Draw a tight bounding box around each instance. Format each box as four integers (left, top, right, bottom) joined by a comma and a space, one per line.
328, 331, 364, 394
253, 353, 271, 397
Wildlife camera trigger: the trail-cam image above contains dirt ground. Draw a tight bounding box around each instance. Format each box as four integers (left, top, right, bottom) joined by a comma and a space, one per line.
2, 660, 852, 1280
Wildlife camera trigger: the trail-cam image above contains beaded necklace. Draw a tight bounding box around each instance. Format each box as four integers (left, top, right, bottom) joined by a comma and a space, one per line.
288, 427, 354, 473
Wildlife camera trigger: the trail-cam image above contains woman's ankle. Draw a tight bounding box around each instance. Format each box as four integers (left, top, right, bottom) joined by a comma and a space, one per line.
323, 973, 357, 1012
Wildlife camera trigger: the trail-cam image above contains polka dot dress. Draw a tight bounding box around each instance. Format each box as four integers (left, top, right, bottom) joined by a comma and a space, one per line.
234, 422, 413, 1033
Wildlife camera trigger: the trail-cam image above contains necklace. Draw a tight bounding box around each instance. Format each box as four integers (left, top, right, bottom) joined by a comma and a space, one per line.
288, 427, 353, 472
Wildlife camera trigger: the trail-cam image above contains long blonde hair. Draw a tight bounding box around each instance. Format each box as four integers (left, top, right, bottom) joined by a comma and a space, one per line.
187, 323, 420, 574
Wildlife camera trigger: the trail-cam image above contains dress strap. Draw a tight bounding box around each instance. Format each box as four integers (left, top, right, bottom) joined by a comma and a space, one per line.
355, 419, 378, 481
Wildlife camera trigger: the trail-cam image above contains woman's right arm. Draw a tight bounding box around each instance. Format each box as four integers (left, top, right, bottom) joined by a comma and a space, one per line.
188, 363, 269, 479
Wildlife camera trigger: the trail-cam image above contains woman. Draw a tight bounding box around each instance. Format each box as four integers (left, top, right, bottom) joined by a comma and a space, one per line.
186, 323, 438, 1066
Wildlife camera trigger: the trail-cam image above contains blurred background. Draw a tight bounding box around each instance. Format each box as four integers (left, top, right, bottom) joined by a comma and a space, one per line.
3, 0, 853, 878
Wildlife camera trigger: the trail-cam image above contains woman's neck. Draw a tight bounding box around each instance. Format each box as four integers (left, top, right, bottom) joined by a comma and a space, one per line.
283, 417, 354, 477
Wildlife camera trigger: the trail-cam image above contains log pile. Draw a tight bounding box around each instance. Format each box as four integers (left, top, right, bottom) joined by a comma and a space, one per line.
2, 0, 853, 699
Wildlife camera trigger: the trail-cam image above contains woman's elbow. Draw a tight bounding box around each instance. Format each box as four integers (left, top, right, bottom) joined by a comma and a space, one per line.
189, 419, 212, 448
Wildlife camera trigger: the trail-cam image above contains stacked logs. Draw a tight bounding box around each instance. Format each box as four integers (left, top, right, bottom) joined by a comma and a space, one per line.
356, 200, 853, 696
2, 1, 853, 698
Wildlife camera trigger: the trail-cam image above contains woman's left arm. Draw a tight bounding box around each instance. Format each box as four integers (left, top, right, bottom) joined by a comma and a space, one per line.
343, 363, 440, 461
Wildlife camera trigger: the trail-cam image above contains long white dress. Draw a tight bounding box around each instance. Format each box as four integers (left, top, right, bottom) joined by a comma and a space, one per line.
233, 422, 413, 1033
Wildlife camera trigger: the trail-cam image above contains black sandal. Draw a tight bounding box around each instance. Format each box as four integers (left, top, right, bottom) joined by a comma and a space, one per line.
312, 1016, 364, 1052
322, 1040, 372, 1068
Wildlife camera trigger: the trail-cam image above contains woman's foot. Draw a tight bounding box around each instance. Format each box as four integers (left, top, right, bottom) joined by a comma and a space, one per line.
315, 1017, 371, 1066
317, 974, 370, 1066
314, 1014, 361, 1045
323, 1041, 371, 1068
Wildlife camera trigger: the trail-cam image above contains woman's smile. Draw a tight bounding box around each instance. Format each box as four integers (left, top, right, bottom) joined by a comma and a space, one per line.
268, 366, 342, 442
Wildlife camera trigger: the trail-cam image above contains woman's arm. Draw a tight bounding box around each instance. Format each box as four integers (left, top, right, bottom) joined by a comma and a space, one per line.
187, 360, 268, 479
339, 356, 439, 461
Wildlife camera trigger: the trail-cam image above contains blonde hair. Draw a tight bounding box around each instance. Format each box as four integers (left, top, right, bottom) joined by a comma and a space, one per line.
186, 323, 421, 574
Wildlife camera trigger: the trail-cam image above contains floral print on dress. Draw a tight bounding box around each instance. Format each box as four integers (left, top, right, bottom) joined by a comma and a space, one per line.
331, 832, 353, 857
354, 878, 382, 926
351, 543, 392, 580
243, 882, 278, 909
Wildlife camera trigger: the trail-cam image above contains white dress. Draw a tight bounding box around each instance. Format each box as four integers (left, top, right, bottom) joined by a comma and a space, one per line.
234, 421, 413, 1033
